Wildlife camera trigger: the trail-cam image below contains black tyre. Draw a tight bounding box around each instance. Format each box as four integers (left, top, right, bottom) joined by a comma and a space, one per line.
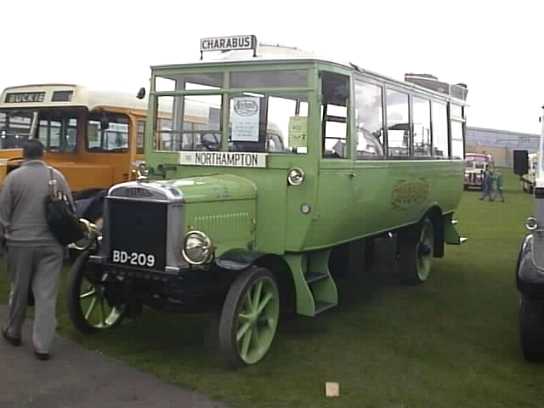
520, 296, 544, 362
67, 251, 126, 334
218, 266, 280, 368
398, 217, 435, 285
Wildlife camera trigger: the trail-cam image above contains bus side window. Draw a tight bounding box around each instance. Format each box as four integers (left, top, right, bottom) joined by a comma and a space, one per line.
450, 104, 464, 159
386, 90, 410, 158
321, 72, 349, 159
412, 97, 431, 158
355, 81, 384, 159
87, 114, 129, 152
431, 101, 448, 158
137, 120, 145, 154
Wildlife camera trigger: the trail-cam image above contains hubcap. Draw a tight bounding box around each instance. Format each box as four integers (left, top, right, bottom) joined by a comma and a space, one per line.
236, 278, 279, 365
79, 274, 123, 329
416, 220, 434, 281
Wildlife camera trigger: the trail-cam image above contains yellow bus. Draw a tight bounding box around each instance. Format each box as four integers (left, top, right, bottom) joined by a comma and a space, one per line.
0, 84, 148, 220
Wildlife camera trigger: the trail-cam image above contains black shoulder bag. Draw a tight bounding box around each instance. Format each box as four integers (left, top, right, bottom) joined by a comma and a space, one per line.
45, 167, 85, 246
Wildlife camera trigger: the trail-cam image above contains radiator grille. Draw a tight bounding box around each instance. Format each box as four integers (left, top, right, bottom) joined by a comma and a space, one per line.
108, 199, 168, 270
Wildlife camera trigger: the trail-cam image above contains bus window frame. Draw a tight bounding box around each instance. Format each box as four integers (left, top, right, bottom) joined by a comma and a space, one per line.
150, 65, 315, 156
85, 111, 131, 154
320, 70, 351, 160
429, 100, 450, 159
137, 118, 146, 154
384, 86, 411, 160
148, 64, 467, 164
410, 95, 433, 159
448, 102, 465, 160
36, 108, 81, 153
352, 78, 386, 161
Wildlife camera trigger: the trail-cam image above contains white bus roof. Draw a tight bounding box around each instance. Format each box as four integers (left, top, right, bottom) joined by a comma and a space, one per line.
153, 44, 467, 104
0, 84, 147, 112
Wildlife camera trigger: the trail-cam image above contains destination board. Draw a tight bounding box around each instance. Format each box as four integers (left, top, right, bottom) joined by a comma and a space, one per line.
179, 151, 267, 168
5, 92, 46, 103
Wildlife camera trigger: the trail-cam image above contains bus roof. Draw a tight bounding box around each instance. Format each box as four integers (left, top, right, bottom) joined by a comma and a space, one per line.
152, 43, 468, 105
0, 84, 147, 112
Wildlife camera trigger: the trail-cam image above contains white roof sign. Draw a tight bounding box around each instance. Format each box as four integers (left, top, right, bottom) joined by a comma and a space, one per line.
200, 35, 257, 56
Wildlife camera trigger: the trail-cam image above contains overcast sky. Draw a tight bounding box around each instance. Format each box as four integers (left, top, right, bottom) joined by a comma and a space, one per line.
1, 0, 543, 134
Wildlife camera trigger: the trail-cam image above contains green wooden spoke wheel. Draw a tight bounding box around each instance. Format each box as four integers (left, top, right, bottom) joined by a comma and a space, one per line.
219, 267, 280, 368
68, 251, 126, 334
416, 218, 434, 282
399, 217, 435, 285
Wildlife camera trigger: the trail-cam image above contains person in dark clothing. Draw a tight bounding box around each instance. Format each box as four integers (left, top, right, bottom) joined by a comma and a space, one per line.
480, 166, 494, 201
493, 171, 505, 202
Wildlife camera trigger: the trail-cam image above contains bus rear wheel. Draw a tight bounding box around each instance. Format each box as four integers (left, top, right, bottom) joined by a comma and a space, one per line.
520, 296, 544, 361
219, 266, 280, 368
398, 217, 434, 285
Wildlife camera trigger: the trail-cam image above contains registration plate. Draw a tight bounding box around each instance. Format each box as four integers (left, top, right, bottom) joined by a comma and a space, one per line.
112, 250, 156, 268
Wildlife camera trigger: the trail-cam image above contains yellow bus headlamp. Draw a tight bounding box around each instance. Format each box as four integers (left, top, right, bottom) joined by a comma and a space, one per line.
182, 231, 213, 265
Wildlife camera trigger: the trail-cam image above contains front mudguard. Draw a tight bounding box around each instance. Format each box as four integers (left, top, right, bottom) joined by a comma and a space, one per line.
517, 234, 544, 299
215, 249, 265, 271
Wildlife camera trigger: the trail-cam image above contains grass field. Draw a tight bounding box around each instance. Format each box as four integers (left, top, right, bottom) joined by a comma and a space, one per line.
2, 169, 544, 407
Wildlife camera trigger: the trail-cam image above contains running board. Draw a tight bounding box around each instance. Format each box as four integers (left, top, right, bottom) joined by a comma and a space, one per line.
285, 250, 338, 317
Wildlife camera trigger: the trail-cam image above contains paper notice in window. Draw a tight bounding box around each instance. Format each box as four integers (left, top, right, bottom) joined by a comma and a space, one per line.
231, 97, 260, 142
288, 116, 307, 148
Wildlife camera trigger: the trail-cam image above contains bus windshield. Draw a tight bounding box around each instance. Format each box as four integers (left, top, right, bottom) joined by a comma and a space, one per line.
154, 69, 309, 154
0, 110, 35, 149
37, 110, 79, 152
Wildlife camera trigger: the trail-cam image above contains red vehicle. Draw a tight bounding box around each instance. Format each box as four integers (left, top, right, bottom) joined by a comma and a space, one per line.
464, 153, 493, 190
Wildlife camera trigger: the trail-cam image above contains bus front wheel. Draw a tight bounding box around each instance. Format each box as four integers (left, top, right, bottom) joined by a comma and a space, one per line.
67, 251, 127, 334
218, 266, 280, 368
398, 217, 434, 285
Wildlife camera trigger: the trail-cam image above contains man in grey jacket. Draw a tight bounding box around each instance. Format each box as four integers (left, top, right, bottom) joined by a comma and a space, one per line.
0, 139, 73, 360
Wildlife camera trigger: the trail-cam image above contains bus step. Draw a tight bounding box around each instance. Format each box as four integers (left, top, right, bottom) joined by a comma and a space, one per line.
314, 301, 336, 315
305, 272, 329, 284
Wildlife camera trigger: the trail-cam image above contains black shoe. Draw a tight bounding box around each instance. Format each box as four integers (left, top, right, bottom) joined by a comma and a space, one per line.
34, 350, 50, 361
2, 328, 21, 347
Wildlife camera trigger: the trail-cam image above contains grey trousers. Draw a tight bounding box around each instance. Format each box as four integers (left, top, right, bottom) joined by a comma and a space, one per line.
5, 245, 63, 353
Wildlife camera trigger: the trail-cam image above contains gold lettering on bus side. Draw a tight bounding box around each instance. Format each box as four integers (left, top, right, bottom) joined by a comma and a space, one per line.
391, 178, 431, 210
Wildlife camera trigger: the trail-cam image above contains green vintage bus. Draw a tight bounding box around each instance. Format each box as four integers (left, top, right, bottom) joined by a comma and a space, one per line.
67, 35, 467, 367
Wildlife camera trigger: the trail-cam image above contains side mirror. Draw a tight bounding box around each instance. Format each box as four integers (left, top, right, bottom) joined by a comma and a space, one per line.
136, 87, 146, 100
513, 150, 529, 176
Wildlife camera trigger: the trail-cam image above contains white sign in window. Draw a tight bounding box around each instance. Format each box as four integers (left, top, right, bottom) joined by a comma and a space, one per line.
231, 97, 260, 142
179, 151, 267, 168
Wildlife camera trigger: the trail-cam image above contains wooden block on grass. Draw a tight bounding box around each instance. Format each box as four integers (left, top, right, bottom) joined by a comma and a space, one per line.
325, 382, 339, 397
